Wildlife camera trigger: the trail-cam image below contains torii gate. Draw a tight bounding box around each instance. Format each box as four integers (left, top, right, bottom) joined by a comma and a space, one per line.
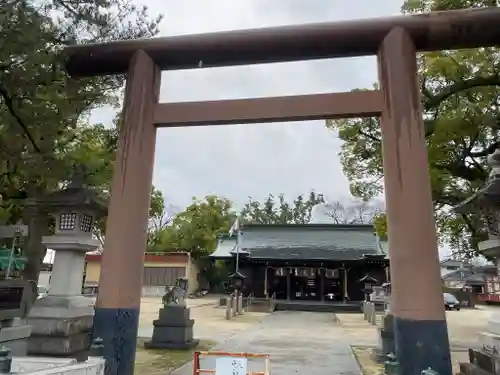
64, 8, 500, 375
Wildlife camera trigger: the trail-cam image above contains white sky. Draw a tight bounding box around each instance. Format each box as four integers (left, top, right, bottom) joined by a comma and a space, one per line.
43, 0, 460, 263
89, 0, 404, 209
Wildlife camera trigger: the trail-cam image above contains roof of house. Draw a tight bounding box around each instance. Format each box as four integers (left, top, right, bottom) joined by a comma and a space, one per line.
211, 223, 381, 261
440, 259, 471, 267
442, 269, 487, 285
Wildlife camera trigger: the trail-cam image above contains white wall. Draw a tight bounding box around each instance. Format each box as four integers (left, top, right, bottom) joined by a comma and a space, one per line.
38, 270, 51, 287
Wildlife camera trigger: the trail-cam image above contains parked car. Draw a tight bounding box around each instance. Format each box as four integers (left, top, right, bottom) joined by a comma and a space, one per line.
444, 293, 460, 311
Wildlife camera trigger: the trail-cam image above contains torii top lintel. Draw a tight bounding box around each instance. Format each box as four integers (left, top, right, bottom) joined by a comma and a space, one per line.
64, 7, 500, 78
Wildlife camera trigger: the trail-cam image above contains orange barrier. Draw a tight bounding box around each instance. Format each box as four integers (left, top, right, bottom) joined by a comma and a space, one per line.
193, 351, 270, 375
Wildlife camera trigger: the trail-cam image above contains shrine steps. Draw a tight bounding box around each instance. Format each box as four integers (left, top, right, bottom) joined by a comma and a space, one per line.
274, 300, 366, 313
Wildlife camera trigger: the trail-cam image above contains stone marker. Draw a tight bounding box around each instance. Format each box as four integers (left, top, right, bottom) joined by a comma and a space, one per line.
225, 296, 232, 320
145, 277, 199, 350
0, 279, 32, 356
27, 169, 107, 357
238, 294, 244, 315
232, 293, 238, 317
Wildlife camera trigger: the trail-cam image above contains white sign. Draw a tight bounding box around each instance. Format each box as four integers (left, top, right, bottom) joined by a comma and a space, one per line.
0, 225, 29, 238
215, 357, 247, 375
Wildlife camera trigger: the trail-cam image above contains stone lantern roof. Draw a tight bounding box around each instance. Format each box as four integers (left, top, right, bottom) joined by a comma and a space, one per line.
36, 166, 108, 218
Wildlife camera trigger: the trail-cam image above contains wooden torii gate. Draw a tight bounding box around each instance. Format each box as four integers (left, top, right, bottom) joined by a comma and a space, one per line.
63, 8, 500, 375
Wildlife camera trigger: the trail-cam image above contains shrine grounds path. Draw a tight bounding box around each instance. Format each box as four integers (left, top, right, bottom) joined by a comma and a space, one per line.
135, 296, 497, 375
171, 310, 362, 375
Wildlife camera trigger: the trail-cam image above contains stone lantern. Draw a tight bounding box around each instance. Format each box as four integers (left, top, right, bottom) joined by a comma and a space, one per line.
27, 167, 107, 357
228, 270, 246, 289
359, 275, 378, 302
453, 146, 500, 374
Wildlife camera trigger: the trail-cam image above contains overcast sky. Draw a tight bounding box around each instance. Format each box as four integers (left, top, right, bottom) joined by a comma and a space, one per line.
90, 0, 405, 210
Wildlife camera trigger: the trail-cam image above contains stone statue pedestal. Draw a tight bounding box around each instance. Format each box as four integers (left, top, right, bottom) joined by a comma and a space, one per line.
144, 304, 199, 350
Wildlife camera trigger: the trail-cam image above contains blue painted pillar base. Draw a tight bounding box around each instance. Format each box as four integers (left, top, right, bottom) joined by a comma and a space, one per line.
394, 317, 452, 375
93, 307, 140, 375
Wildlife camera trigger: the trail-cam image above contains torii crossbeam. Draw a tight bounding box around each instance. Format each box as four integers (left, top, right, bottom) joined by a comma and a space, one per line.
63, 7, 500, 375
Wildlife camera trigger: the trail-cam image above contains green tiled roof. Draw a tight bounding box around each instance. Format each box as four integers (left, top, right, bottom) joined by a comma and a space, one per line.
212, 223, 381, 261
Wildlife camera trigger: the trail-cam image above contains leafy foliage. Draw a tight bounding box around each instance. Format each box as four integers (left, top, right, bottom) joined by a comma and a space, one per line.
241, 192, 325, 224
0, 0, 162, 279
326, 0, 500, 257
154, 196, 236, 259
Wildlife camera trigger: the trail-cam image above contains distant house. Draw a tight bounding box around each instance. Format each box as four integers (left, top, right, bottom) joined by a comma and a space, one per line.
438, 258, 500, 304
440, 259, 472, 277
84, 251, 200, 296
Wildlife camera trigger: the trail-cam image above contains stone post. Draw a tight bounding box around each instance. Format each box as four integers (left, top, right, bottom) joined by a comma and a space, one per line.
225, 297, 232, 320
27, 172, 107, 358
371, 304, 377, 325
378, 291, 396, 360
232, 293, 238, 317
238, 294, 244, 315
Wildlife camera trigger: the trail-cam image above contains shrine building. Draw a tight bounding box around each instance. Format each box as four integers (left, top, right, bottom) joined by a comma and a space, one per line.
211, 223, 389, 310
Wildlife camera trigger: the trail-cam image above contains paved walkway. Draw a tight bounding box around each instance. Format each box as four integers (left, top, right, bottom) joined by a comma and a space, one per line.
173, 311, 362, 375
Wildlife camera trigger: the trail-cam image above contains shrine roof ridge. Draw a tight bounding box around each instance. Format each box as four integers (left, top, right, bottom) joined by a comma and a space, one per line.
242, 223, 376, 231
64, 7, 500, 77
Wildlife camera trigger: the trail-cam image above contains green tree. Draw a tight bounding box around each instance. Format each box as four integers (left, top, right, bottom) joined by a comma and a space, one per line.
326, 0, 500, 257
0, 0, 163, 280
147, 189, 177, 250
154, 196, 236, 259
241, 191, 325, 224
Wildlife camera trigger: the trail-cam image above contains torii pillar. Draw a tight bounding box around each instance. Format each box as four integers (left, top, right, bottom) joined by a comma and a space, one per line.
378, 28, 452, 375
92, 51, 160, 375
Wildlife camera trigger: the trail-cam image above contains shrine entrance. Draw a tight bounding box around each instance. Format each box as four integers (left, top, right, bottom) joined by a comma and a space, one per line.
63, 8, 500, 375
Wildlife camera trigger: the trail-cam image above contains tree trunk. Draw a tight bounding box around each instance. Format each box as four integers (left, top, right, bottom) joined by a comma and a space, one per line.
22, 202, 49, 283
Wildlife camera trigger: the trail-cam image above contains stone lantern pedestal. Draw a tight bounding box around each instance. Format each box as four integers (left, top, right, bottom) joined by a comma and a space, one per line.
461, 240, 500, 375
27, 237, 99, 357
454, 148, 500, 375
26, 170, 107, 358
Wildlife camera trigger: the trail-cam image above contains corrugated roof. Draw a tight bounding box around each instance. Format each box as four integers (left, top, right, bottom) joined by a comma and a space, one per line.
241, 224, 379, 261
211, 224, 381, 261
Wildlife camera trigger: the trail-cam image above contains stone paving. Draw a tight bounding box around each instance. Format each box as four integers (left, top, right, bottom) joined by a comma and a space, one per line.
172, 311, 362, 375
137, 297, 265, 342
136, 297, 499, 375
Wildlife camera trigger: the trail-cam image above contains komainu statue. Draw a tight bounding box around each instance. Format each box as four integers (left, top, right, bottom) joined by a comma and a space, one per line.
162, 277, 189, 306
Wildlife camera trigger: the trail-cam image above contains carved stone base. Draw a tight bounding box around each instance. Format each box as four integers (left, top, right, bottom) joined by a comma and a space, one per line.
27, 295, 94, 356
144, 305, 199, 351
